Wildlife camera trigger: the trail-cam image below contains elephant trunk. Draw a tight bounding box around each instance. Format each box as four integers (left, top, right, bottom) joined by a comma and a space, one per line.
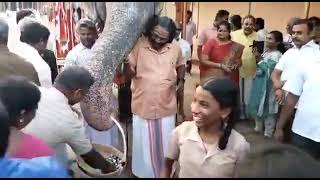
81, 2, 157, 131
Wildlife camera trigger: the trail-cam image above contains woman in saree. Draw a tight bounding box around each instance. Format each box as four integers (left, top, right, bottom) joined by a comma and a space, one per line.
200, 21, 244, 85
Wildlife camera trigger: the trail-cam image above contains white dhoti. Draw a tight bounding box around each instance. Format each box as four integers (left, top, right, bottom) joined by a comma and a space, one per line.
132, 114, 175, 178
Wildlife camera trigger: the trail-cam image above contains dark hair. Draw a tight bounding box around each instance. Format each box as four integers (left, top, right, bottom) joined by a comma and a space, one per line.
0, 18, 9, 44
218, 21, 232, 40
201, 78, 239, 150
144, 15, 176, 43
16, 9, 34, 24
292, 18, 314, 33
187, 10, 192, 17
269, 30, 286, 54
0, 76, 41, 126
0, 101, 10, 157
236, 143, 320, 178
308, 16, 320, 28
20, 22, 50, 44
55, 66, 95, 91
215, 10, 230, 21
243, 15, 256, 25
76, 18, 97, 32
255, 17, 265, 30
230, 15, 242, 31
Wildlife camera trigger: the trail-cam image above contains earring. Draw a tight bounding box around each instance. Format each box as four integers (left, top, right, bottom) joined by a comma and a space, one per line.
19, 119, 24, 123
224, 122, 228, 129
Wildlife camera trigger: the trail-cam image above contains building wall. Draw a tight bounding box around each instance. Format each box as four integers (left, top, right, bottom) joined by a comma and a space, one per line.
161, 2, 320, 60
309, 2, 320, 18
250, 2, 305, 33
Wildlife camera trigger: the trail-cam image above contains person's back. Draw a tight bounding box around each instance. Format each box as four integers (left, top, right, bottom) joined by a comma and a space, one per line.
12, 18, 52, 88
39, 49, 58, 83
9, 132, 53, 159
23, 86, 88, 165
0, 18, 40, 85
23, 67, 117, 174
0, 48, 40, 86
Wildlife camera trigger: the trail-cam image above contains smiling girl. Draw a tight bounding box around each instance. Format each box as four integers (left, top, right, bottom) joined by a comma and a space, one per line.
162, 78, 250, 178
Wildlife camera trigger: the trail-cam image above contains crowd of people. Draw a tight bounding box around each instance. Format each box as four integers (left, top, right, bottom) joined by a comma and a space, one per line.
0, 6, 320, 178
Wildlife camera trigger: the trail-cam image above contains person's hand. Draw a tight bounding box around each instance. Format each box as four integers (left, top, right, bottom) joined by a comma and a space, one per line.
273, 127, 285, 143
275, 89, 285, 104
229, 64, 239, 71
252, 47, 262, 61
221, 64, 232, 73
273, 80, 283, 90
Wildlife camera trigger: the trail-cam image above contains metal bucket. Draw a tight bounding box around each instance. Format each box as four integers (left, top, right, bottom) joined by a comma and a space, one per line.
75, 115, 127, 178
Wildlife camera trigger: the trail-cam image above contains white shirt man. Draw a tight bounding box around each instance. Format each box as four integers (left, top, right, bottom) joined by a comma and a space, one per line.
186, 21, 196, 47
282, 48, 320, 142
65, 42, 92, 67
275, 40, 319, 84
23, 87, 92, 165
11, 42, 52, 88
8, 17, 52, 88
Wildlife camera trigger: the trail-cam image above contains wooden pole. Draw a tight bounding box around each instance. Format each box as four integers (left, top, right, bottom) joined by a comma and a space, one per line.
191, 2, 194, 22
248, 2, 252, 15
182, 2, 187, 39
304, 2, 310, 19
196, 2, 200, 38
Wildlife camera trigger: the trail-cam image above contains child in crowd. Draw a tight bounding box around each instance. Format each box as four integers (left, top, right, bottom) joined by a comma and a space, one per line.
162, 78, 250, 178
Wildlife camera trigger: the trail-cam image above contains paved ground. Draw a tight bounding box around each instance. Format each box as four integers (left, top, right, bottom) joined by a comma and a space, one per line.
72, 64, 274, 178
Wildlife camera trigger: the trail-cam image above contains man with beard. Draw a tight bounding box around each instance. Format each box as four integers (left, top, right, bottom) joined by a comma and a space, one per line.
123, 16, 185, 178
231, 15, 257, 120
272, 19, 318, 144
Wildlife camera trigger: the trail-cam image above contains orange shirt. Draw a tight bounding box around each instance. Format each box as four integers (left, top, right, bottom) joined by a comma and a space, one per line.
128, 36, 184, 120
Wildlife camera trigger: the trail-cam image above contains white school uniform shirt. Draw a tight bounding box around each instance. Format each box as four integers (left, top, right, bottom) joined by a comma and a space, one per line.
282, 47, 320, 142
23, 87, 92, 165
